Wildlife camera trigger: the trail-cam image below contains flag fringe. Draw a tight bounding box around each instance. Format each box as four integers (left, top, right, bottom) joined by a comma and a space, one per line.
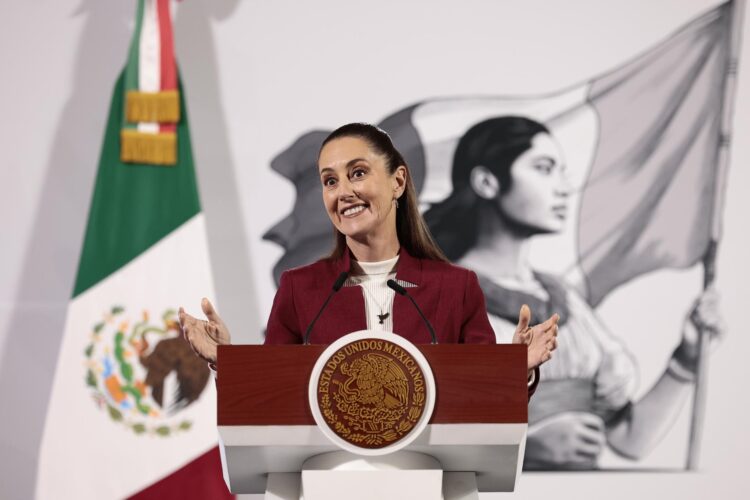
120, 130, 177, 166
125, 90, 180, 123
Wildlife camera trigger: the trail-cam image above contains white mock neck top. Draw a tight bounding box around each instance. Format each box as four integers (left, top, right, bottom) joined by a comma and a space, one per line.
346, 255, 399, 331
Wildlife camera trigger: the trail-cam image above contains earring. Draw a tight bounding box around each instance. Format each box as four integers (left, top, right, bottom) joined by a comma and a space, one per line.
394, 199, 400, 209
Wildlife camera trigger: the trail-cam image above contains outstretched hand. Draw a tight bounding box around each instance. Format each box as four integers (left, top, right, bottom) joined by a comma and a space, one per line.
512, 304, 559, 371
178, 298, 231, 365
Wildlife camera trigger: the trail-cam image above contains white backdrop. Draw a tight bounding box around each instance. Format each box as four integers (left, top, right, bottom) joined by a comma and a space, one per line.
1, 0, 749, 498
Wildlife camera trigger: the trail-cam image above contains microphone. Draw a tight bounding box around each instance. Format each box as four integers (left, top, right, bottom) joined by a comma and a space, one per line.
303, 271, 349, 345
387, 279, 438, 344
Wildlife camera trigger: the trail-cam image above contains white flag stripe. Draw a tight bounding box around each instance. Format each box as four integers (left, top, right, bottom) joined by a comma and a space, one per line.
36, 214, 218, 499
138, 0, 160, 135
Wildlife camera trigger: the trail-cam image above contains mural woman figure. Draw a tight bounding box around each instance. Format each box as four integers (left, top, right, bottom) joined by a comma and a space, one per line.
424, 116, 723, 469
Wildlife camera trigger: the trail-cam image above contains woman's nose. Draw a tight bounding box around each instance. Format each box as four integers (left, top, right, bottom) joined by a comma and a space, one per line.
336, 178, 357, 200
555, 175, 574, 197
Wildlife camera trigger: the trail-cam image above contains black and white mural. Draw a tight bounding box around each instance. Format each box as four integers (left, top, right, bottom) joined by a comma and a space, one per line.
263, 1, 736, 471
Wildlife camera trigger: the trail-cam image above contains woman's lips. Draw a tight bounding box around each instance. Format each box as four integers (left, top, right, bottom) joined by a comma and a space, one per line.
551, 205, 568, 219
341, 204, 368, 217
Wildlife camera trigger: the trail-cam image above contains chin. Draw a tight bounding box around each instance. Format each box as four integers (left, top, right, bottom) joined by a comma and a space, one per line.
498, 209, 544, 235
336, 216, 380, 239
535, 226, 563, 236
336, 223, 371, 240
532, 219, 565, 235
503, 215, 564, 237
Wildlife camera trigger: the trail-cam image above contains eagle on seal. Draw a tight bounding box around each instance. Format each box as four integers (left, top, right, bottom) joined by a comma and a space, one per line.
339, 353, 409, 410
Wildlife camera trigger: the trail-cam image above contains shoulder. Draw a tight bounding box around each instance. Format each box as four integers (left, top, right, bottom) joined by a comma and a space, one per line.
279, 257, 342, 289
535, 271, 591, 307
419, 258, 478, 288
424, 258, 474, 276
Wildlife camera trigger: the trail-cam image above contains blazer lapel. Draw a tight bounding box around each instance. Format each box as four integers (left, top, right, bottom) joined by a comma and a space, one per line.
392, 249, 440, 343
333, 249, 367, 333
304, 250, 367, 343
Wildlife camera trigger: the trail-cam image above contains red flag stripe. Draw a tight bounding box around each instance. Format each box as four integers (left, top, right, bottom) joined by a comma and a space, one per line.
127, 446, 234, 500
157, 0, 177, 133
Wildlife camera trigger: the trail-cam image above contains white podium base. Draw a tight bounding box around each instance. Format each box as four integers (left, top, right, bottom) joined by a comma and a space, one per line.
221, 423, 526, 494
442, 472, 479, 500
264, 473, 302, 500
262, 451, 479, 500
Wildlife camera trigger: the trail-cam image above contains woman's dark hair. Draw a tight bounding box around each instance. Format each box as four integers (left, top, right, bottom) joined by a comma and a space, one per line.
423, 116, 550, 261
320, 123, 448, 262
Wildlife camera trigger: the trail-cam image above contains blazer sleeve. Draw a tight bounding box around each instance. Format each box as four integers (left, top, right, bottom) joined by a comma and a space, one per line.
459, 270, 497, 345
264, 271, 303, 344
528, 367, 540, 399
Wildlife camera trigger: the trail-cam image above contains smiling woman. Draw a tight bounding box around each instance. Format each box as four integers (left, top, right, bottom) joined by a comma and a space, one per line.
318, 137, 407, 261
178, 123, 560, 396
316, 123, 446, 264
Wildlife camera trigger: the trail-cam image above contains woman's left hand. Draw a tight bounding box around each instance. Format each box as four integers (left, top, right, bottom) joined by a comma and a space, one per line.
672, 285, 726, 373
513, 304, 560, 373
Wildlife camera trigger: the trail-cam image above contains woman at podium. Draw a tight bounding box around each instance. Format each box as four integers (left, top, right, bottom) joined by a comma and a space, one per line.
179, 123, 559, 389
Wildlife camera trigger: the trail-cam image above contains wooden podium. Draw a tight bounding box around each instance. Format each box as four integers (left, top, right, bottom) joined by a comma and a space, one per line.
217, 342, 529, 499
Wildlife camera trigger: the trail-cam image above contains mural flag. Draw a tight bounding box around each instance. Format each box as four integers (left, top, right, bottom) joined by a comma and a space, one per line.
575, 0, 733, 306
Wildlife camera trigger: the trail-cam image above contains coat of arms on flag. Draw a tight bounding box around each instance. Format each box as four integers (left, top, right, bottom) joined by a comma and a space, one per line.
83, 305, 210, 436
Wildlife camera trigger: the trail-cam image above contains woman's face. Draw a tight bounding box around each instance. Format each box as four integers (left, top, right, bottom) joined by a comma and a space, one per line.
498, 132, 570, 234
318, 136, 406, 242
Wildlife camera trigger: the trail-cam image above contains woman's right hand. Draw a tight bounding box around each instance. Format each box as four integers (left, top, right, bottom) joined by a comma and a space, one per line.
178, 298, 231, 365
525, 412, 606, 469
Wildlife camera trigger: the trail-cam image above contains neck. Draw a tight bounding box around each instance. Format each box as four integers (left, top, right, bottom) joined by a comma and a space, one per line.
346, 228, 400, 263
457, 204, 535, 283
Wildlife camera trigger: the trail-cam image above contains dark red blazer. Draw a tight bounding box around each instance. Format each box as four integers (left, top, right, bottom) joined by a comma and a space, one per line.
265, 248, 497, 345
264, 248, 539, 396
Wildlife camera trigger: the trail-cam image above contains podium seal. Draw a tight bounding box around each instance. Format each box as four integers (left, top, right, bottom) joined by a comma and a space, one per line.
309, 331, 436, 455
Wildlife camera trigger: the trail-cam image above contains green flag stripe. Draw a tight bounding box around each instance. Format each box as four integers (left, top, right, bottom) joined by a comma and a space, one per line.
73, 70, 201, 297
124, 0, 143, 93
123, 0, 144, 130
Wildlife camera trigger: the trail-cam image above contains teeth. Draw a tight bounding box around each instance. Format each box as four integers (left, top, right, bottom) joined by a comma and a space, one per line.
343, 205, 366, 216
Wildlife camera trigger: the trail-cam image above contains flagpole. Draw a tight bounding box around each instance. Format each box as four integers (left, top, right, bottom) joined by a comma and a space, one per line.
686, 0, 745, 471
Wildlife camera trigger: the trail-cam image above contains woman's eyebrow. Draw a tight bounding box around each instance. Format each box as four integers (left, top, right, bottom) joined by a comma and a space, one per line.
320, 158, 369, 175
346, 158, 368, 167
535, 155, 556, 165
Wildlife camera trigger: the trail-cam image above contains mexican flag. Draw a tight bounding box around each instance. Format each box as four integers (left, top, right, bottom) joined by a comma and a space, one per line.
35, 1, 232, 498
